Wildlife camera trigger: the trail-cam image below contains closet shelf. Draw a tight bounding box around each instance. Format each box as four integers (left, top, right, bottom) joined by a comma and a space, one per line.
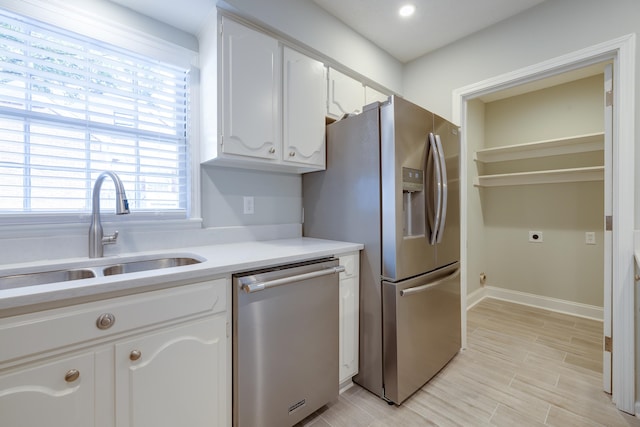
474, 166, 604, 187
474, 132, 604, 163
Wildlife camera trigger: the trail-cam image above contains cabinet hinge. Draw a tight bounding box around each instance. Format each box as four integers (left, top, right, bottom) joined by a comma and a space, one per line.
226, 321, 230, 338
605, 215, 613, 231
604, 335, 612, 352
606, 90, 613, 107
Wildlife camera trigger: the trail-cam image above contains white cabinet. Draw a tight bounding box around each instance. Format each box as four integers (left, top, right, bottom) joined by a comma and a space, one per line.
283, 46, 327, 168
365, 85, 389, 105
220, 17, 280, 162
0, 352, 95, 427
115, 316, 227, 427
0, 278, 229, 427
327, 68, 365, 119
473, 132, 604, 187
201, 15, 326, 173
338, 252, 360, 385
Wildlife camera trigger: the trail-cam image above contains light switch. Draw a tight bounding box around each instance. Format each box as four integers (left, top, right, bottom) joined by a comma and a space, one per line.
585, 231, 596, 245
243, 196, 254, 215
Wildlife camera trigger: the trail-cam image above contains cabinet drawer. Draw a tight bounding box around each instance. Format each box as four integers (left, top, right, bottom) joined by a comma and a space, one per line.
0, 278, 227, 364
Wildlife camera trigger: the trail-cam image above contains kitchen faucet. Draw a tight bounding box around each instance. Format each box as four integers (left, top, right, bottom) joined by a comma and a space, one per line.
88, 171, 130, 258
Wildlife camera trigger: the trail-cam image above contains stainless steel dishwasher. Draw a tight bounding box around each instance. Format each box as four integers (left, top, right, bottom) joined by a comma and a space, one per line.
233, 258, 344, 427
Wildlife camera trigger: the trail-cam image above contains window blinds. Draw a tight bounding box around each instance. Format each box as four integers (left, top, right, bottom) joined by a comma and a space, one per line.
0, 9, 189, 216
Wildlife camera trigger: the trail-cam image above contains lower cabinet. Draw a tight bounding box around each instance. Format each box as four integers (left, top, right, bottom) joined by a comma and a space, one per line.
338, 252, 360, 385
0, 351, 96, 427
0, 278, 230, 427
115, 316, 227, 427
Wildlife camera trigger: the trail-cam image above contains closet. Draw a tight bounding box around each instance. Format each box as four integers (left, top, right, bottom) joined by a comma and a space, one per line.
467, 69, 607, 312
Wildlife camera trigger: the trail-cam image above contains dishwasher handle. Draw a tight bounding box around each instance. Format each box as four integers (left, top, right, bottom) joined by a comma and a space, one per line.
399, 268, 460, 297
241, 265, 345, 293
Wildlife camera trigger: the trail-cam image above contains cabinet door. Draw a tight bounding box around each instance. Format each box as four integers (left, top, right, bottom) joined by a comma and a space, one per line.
283, 47, 327, 168
338, 253, 359, 383
0, 352, 95, 427
365, 85, 388, 105
115, 316, 228, 427
327, 68, 365, 119
221, 17, 280, 160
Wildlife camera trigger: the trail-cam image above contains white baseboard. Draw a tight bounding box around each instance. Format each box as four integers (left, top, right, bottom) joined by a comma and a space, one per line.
339, 379, 354, 394
468, 286, 603, 322
466, 286, 486, 310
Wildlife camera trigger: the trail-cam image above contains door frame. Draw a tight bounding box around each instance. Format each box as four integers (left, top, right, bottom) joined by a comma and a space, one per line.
452, 34, 636, 414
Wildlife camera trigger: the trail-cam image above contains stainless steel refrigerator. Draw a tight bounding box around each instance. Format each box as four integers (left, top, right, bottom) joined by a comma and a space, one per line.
302, 95, 461, 404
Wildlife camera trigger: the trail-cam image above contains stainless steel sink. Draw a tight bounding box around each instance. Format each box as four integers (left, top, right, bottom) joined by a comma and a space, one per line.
102, 257, 201, 276
0, 255, 203, 290
0, 269, 96, 290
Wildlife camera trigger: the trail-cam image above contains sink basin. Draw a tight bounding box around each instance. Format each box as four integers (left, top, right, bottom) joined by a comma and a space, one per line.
0, 255, 203, 290
102, 257, 201, 276
0, 269, 96, 290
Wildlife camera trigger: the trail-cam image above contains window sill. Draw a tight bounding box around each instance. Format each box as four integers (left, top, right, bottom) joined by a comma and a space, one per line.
0, 215, 202, 239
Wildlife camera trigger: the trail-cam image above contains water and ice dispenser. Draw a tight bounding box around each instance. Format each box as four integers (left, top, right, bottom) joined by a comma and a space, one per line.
402, 167, 425, 237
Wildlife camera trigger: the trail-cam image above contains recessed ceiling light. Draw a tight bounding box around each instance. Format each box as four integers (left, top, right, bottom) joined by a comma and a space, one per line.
398, 4, 415, 18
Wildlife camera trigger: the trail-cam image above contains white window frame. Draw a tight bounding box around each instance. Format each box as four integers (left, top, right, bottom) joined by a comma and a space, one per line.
0, 0, 201, 235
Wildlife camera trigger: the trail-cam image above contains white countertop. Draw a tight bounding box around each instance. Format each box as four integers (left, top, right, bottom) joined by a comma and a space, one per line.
0, 238, 363, 317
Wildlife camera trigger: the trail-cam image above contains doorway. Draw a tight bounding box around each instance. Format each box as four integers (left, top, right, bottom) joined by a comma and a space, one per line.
453, 35, 636, 414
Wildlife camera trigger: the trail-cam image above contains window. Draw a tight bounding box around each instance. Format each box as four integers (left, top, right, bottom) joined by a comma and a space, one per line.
0, 9, 190, 220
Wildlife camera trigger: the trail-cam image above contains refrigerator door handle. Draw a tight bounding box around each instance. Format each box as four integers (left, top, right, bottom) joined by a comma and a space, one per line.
434, 134, 448, 243
425, 134, 435, 241
427, 133, 443, 245
399, 268, 460, 297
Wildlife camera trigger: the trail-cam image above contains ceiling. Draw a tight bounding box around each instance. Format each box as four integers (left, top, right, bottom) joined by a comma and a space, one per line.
312, 0, 547, 62
110, 0, 547, 63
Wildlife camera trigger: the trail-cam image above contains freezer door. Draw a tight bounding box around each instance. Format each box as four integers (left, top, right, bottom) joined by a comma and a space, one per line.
382, 262, 461, 404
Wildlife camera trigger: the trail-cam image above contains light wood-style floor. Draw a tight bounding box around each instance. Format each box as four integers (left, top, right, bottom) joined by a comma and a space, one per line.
297, 298, 640, 427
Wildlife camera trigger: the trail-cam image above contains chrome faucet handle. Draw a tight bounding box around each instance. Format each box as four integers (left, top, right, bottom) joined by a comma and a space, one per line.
102, 230, 119, 246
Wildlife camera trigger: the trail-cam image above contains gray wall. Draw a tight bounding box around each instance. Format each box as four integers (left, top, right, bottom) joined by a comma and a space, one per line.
201, 166, 302, 227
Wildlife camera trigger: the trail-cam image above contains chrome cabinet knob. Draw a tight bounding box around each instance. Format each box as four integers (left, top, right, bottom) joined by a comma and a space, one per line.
268, 147, 276, 154
289, 151, 296, 157
96, 313, 115, 330
129, 350, 142, 361
65, 369, 80, 383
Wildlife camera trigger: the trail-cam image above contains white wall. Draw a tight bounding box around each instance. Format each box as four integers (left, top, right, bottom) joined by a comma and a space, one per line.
403, 0, 640, 227
217, 0, 403, 94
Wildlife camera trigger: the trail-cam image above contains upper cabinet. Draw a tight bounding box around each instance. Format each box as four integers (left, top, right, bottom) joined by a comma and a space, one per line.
365, 85, 389, 105
327, 68, 389, 120
327, 68, 365, 119
201, 15, 326, 173
200, 13, 391, 174
283, 47, 327, 168
220, 18, 281, 162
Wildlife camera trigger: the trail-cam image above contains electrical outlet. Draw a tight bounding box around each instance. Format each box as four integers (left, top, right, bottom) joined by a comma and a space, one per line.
529, 231, 543, 243
585, 231, 596, 245
243, 196, 254, 215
